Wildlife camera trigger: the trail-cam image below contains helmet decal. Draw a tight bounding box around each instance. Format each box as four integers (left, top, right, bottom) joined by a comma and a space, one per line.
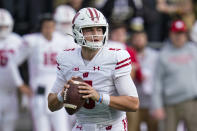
72, 12, 80, 24
87, 8, 99, 22
93, 8, 99, 21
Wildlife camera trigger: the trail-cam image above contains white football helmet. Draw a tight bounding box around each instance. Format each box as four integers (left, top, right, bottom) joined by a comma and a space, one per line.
54, 5, 76, 35
0, 8, 13, 39
72, 7, 108, 49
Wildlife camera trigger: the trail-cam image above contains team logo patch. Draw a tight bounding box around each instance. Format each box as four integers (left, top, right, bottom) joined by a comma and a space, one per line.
83, 72, 89, 78
76, 125, 82, 130
73, 67, 79, 71
106, 125, 112, 130
93, 66, 100, 70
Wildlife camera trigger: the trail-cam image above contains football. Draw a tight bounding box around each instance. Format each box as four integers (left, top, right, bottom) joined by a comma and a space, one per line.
63, 77, 86, 115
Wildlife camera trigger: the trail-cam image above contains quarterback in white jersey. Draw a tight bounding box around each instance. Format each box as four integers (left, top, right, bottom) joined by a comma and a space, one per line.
48, 8, 139, 131
19, 14, 75, 131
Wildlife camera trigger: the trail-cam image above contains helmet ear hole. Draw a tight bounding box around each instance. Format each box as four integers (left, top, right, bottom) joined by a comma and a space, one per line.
74, 39, 77, 43
103, 37, 106, 43
73, 31, 77, 43
102, 27, 106, 34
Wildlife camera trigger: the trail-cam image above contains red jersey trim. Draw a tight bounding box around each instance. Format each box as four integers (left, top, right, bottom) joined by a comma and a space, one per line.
115, 61, 131, 70
64, 48, 75, 51
108, 48, 121, 51
116, 57, 131, 65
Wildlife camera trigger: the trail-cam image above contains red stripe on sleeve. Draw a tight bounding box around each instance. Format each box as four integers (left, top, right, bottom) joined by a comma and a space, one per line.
88, 8, 94, 21
116, 57, 131, 65
115, 61, 131, 70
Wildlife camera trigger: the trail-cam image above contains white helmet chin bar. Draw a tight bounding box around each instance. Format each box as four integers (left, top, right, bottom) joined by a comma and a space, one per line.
85, 41, 103, 50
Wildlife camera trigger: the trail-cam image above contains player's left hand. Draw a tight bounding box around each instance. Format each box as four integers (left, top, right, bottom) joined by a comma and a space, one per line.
77, 81, 99, 101
19, 84, 33, 97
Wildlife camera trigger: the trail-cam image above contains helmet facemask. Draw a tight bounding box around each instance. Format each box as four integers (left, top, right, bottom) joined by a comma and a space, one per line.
73, 25, 108, 50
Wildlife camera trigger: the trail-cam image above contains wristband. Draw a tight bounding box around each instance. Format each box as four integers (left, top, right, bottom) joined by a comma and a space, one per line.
102, 94, 110, 106
97, 94, 103, 103
57, 92, 63, 103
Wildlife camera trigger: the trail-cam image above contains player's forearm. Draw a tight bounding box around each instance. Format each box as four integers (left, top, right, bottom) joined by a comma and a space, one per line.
48, 93, 63, 112
109, 96, 139, 112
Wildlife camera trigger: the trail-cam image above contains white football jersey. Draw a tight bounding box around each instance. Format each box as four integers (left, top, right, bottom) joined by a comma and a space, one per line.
0, 33, 24, 122
0, 33, 23, 65
20, 32, 76, 94
51, 47, 137, 124
0, 56, 23, 124
0, 55, 23, 97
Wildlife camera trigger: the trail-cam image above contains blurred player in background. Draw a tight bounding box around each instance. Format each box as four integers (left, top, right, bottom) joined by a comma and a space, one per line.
54, 5, 78, 47
0, 8, 32, 131
18, 13, 75, 131
0, 8, 26, 66
190, 21, 197, 45
131, 28, 159, 131
54, 5, 75, 35
48, 7, 139, 131
0, 57, 32, 131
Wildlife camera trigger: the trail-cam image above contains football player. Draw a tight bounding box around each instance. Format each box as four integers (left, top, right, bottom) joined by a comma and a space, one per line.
18, 13, 75, 131
48, 7, 139, 131
54, 5, 78, 47
0, 8, 25, 66
0, 55, 32, 131
54, 5, 76, 35
0, 8, 32, 131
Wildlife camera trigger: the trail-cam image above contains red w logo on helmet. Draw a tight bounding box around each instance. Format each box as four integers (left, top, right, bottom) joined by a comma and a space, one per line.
87, 8, 99, 22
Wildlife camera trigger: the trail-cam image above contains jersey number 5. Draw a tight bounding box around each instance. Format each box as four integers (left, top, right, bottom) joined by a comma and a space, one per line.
83, 80, 95, 109
0, 52, 8, 66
